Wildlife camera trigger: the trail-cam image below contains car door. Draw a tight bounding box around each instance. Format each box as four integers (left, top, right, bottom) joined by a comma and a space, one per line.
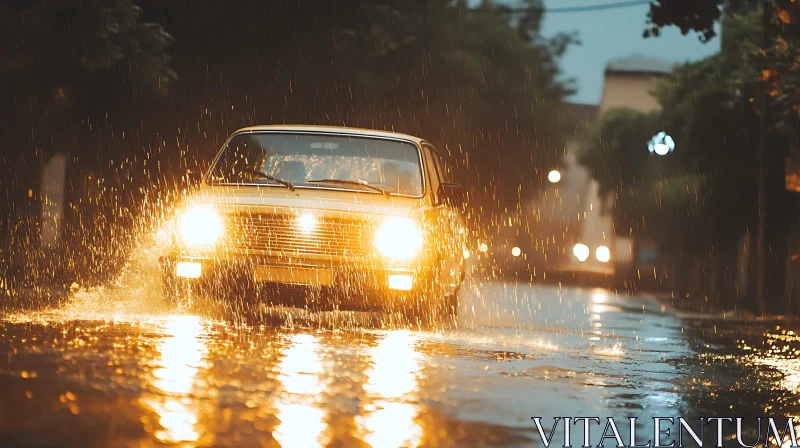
423, 144, 466, 295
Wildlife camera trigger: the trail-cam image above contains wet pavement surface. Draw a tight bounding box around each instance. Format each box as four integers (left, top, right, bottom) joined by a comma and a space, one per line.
1, 256, 800, 447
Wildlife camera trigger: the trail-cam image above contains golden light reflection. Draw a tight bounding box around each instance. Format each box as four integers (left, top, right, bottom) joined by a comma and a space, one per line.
591, 303, 616, 314
591, 289, 608, 303
274, 333, 329, 448
274, 403, 327, 448
589, 290, 608, 341
751, 330, 800, 397
278, 334, 324, 395
751, 351, 800, 394
720, 334, 800, 436
144, 315, 208, 444
358, 331, 423, 448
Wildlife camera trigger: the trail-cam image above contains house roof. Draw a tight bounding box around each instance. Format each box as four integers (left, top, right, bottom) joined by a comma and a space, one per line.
605, 54, 674, 75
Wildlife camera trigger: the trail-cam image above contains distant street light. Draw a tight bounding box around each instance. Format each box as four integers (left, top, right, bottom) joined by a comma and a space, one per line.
548, 170, 561, 183
648, 131, 675, 156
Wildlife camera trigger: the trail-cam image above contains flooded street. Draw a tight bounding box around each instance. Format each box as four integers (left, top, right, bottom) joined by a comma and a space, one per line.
2, 265, 799, 447
5, 0, 800, 446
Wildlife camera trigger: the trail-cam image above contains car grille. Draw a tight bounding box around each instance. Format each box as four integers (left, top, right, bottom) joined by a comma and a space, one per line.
225, 212, 375, 259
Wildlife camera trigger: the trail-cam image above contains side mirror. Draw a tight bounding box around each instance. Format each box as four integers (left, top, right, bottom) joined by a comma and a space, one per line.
437, 183, 466, 206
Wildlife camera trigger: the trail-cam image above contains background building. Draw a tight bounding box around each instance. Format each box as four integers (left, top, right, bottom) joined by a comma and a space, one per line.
522, 54, 673, 281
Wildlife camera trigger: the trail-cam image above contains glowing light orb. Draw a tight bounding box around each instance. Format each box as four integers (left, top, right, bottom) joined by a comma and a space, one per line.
595, 246, 611, 263
297, 212, 316, 233
648, 131, 675, 156
547, 170, 562, 183
374, 217, 423, 260
179, 207, 223, 246
511, 247, 521, 257
573, 243, 590, 262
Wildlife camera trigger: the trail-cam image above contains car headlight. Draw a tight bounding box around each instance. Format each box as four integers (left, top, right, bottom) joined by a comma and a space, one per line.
374, 216, 423, 261
573, 243, 589, 262
595, 245, 611, 263
179, 206, 223, 246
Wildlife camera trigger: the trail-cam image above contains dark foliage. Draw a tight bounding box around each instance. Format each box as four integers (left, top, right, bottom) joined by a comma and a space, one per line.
0, 0, 575, 287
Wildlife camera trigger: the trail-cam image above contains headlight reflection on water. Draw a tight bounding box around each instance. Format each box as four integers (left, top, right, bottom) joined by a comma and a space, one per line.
144, 315, 209, 444
591, 289, 608, 304
272, 331, 425, 448
274, 334, 329, 448
358, 330, 423, 448
277, 334, 325, 396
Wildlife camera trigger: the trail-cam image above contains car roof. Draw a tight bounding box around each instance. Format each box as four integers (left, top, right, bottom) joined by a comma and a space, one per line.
233, 125, 427, 145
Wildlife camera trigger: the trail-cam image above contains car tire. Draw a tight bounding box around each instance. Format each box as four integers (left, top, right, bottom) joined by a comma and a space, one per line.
441, 291, 458, 319
162, 272, 212, 308
162, 273, 187, 306
442, 263, 466, 318
399, 289, 459, 327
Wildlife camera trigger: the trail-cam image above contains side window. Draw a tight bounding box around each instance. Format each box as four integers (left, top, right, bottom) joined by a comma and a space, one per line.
428, 146, 447, 183
422, 146, 440, 200
439, 157, 452, 184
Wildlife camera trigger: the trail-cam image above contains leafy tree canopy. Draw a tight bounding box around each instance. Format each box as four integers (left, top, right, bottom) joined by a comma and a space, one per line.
645, 0, 800, 127
139, 0, 576, 220
579, 8, 796, 250
0, 0, 175, 156
332, 0, 577, 215
2, 0, 578, 283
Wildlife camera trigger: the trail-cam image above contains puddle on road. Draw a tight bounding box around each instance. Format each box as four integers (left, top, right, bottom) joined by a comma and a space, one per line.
5, 241, 800, 446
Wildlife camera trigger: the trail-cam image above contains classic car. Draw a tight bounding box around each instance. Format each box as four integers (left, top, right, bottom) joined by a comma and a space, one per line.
160, 125, 467, 317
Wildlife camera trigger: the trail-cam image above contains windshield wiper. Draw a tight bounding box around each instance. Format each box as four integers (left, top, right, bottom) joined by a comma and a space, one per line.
306, 179, 392, 197
246, 168, 295, 191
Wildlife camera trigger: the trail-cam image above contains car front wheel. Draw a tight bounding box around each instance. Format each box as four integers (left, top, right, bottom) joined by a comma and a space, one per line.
162, 272, 186, 306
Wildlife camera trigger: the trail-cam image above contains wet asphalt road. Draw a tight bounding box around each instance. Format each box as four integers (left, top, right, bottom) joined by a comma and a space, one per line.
1, 261, 800, 447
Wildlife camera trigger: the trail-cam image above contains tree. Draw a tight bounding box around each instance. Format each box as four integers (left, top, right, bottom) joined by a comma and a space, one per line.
333, 0, 576, 228
0, 0, 175, 288
1, 0, 575, 289
142, 0, 575, 226
578, 109, 707, 250
644, 0, 800, 129
0, 0, 175, 154
580, 8, 797, 305
338, 0, 571, 209
654, 4, 800, 310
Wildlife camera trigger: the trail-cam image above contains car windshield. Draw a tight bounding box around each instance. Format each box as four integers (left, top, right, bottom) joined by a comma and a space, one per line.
208, 132, 424, 196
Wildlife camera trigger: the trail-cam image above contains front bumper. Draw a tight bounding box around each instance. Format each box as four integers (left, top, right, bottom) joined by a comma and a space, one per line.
159, 254, 436, 309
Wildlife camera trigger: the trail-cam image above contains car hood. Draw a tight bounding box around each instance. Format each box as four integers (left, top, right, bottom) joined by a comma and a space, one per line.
185, 183, 429, 218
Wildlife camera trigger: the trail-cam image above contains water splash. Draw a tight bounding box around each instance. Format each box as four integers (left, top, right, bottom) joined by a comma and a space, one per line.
596, 342, 625, 358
